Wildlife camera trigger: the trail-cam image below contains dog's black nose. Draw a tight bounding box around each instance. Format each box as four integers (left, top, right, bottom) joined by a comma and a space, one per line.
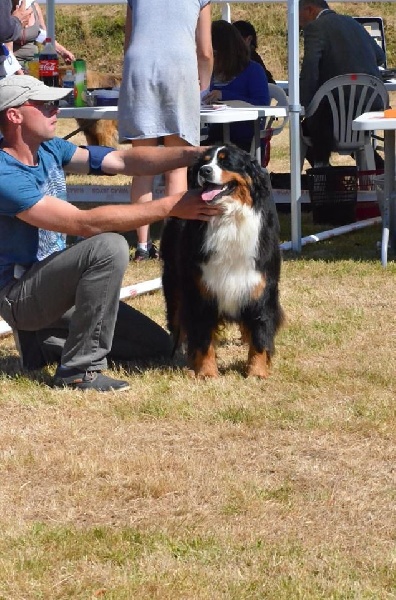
199, 165, 213, 178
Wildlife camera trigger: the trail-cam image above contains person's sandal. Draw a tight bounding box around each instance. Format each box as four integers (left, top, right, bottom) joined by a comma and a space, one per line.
148, 243, 159, 259
133, 243, 159, 262
133, 247, 150, 262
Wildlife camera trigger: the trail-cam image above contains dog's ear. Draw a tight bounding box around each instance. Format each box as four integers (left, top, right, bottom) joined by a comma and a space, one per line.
249, 157, 271, 195
187, 163, 200, 190
249, 157, 280, 231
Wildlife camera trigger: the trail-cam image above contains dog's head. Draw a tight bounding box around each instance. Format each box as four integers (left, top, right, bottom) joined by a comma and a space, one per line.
190, 144, 272, 210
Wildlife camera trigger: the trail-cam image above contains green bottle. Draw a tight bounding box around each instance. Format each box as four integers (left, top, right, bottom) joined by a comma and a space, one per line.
73, 59, 87, 107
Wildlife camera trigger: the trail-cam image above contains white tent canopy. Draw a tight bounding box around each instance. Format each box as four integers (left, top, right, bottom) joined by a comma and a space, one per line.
42, 0, 394, 252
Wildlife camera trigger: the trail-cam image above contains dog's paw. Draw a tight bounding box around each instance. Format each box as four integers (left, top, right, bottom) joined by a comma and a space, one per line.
247, 350, 270, 378
188, 349, 219, 379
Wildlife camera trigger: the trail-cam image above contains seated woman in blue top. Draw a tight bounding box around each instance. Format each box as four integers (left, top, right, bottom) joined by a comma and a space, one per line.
203, 19, 269, 153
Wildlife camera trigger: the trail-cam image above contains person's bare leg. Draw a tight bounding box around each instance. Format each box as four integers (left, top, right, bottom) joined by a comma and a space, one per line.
130, 138, 157, 258
163, 134, 189, 195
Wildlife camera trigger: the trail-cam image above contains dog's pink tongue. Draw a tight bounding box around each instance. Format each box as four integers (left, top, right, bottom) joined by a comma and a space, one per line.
201, 185, 222, 203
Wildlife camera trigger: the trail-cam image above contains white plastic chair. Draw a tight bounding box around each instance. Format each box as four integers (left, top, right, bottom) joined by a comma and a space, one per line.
301, 73, 389, 170
267, 83, 289, 136
250, 83, 289, 165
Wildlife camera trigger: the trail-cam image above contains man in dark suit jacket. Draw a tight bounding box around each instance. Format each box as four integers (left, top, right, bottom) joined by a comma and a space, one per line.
299, 0, 386, 167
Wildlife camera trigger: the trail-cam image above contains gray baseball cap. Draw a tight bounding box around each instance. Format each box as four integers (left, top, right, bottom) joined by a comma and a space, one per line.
0, 75, 70, 111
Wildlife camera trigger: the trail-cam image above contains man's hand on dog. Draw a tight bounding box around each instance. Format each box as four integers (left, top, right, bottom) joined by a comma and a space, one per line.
170, 190, 223, 221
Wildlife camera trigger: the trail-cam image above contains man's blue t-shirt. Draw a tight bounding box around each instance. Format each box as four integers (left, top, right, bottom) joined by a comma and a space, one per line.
0, 137, 77, 290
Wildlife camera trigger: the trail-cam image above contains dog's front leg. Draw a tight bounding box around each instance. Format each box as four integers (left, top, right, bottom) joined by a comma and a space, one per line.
246, 346, 271, 378
188, 343, 219, 379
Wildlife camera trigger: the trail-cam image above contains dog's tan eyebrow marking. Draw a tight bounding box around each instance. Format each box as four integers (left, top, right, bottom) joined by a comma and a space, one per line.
218, 152, 227, 160
203, 154, 211, 161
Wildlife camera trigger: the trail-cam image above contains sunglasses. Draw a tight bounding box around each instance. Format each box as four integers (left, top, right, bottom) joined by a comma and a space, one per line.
22, 100, 60, 111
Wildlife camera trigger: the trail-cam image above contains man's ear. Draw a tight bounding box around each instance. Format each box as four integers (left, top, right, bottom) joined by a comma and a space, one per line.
6, 107, 24, 124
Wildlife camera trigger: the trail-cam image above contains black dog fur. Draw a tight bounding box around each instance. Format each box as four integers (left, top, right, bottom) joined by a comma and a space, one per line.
160, 144, 284, 378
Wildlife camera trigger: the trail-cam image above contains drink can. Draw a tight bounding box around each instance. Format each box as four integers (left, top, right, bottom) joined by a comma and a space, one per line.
73, 58, 87, 107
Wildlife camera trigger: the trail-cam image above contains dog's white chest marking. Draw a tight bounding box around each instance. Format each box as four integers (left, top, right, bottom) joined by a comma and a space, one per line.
200, 202, 263, 317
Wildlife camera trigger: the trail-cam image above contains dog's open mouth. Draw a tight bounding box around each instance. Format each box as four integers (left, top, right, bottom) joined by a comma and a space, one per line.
201, 182, 234, 203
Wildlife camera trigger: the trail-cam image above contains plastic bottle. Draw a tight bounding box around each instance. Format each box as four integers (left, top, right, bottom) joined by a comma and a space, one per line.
62, 68, 74, 106
28, 53, 40, 79
39, 37, 59, 87
73, 58, 87, 107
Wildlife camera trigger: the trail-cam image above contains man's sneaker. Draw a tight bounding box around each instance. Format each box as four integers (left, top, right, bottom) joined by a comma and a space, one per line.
133, 243, 159, 262
53, 368, 130, 392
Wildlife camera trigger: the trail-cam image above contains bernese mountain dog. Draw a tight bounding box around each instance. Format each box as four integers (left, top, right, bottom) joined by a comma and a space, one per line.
160, 144, 284, 378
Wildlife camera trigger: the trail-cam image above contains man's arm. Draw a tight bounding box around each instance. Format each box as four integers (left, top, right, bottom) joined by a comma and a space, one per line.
65, 144, 208, 176
299, 24, 324, 108
16, 189, 221, 239
371, 36, 386, 67
0, 0, 31, 42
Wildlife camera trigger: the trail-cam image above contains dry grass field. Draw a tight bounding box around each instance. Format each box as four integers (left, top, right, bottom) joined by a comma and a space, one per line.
1, 125, 395, 597
1, 236, 395, 598
1, 6, 396, 598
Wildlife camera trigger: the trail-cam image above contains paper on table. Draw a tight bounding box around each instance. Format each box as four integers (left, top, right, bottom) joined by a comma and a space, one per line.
200, 104, 227, 111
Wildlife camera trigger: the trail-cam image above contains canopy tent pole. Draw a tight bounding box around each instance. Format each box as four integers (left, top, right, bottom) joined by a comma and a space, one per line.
287, 0, 302, 251
46, 0, 56, 45
221, 2, 231, 21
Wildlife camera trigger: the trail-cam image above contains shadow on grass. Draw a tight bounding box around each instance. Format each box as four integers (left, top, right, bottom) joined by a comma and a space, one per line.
0, 353, 54, 387
115, 352, 249, 379
110, 357, 176, 375
0, 354, 22, 375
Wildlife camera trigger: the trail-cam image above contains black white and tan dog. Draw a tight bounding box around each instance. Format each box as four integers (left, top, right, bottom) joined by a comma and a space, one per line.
160, 144, 284, 378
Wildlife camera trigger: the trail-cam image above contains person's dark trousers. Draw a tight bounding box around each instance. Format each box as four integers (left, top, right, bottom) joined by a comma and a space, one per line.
302, 96, 385, 169
301, 99, 334, 167
0, 233, 170, 371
